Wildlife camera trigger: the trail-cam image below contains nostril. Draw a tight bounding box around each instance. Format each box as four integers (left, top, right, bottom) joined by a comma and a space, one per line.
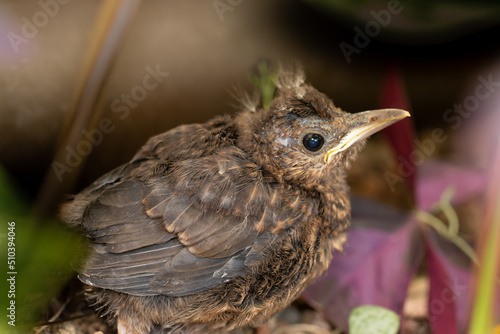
370, 116, 379, 122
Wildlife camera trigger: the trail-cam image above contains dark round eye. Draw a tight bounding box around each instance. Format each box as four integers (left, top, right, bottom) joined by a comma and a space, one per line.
302, 133, 324, 152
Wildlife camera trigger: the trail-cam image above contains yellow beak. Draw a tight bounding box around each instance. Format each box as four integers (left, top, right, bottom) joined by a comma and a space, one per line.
325, 108, 410, 163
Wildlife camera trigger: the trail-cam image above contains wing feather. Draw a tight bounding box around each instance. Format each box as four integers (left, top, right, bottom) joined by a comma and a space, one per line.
67, 140, 316, 297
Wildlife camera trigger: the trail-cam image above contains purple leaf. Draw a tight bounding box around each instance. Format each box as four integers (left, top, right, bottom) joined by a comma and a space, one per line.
303, 197, 425, 331
425, 228, 474, 334
416, 160, 489, 211
379, 63, 417, 196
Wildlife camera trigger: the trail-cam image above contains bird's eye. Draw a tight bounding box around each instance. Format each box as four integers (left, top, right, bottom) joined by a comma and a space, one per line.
302, 133, 324, 152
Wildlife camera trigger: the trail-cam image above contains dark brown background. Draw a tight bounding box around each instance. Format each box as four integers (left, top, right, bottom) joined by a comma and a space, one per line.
1, 0, 500, 199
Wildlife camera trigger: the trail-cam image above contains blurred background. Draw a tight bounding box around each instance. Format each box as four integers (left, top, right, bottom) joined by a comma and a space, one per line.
1, 1, 500, 333
1, 0, 500, 198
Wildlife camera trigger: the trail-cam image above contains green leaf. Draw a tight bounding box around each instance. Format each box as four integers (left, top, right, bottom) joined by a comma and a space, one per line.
349, 305, 400, 334
248, 61, 277, 110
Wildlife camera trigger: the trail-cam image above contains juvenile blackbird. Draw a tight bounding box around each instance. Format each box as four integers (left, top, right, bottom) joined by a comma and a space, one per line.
61, 68, 409, 334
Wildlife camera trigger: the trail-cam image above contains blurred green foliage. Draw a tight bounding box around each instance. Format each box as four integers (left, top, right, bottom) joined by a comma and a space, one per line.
0, 165, 85, 332
248, 61, 278, 110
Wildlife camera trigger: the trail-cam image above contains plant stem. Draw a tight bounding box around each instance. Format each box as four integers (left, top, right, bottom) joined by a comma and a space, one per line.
415, 195, 478, 266
468, 137, 500, 334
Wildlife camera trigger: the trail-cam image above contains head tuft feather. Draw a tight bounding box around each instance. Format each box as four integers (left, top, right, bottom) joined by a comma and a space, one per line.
230, 86, 261, 113
275, 63, 305, 90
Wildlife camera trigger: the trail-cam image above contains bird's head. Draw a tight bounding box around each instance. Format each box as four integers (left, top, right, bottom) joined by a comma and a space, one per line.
235, 68, 410, 188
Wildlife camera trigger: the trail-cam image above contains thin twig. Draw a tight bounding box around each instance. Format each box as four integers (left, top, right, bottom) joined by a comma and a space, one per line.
32, 313, 98, 332
272, 323, 334, 334
33, 297, 69, 334
35, 0, 142, 215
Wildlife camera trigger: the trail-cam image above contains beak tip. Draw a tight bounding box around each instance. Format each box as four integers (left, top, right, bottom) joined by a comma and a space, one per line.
385, 108, 411, 120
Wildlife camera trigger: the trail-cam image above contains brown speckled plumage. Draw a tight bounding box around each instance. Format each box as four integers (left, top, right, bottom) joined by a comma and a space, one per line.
60, 68, 408, 334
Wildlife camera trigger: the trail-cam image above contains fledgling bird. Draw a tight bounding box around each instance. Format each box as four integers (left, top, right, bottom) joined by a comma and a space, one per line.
61, 67, 409, 334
